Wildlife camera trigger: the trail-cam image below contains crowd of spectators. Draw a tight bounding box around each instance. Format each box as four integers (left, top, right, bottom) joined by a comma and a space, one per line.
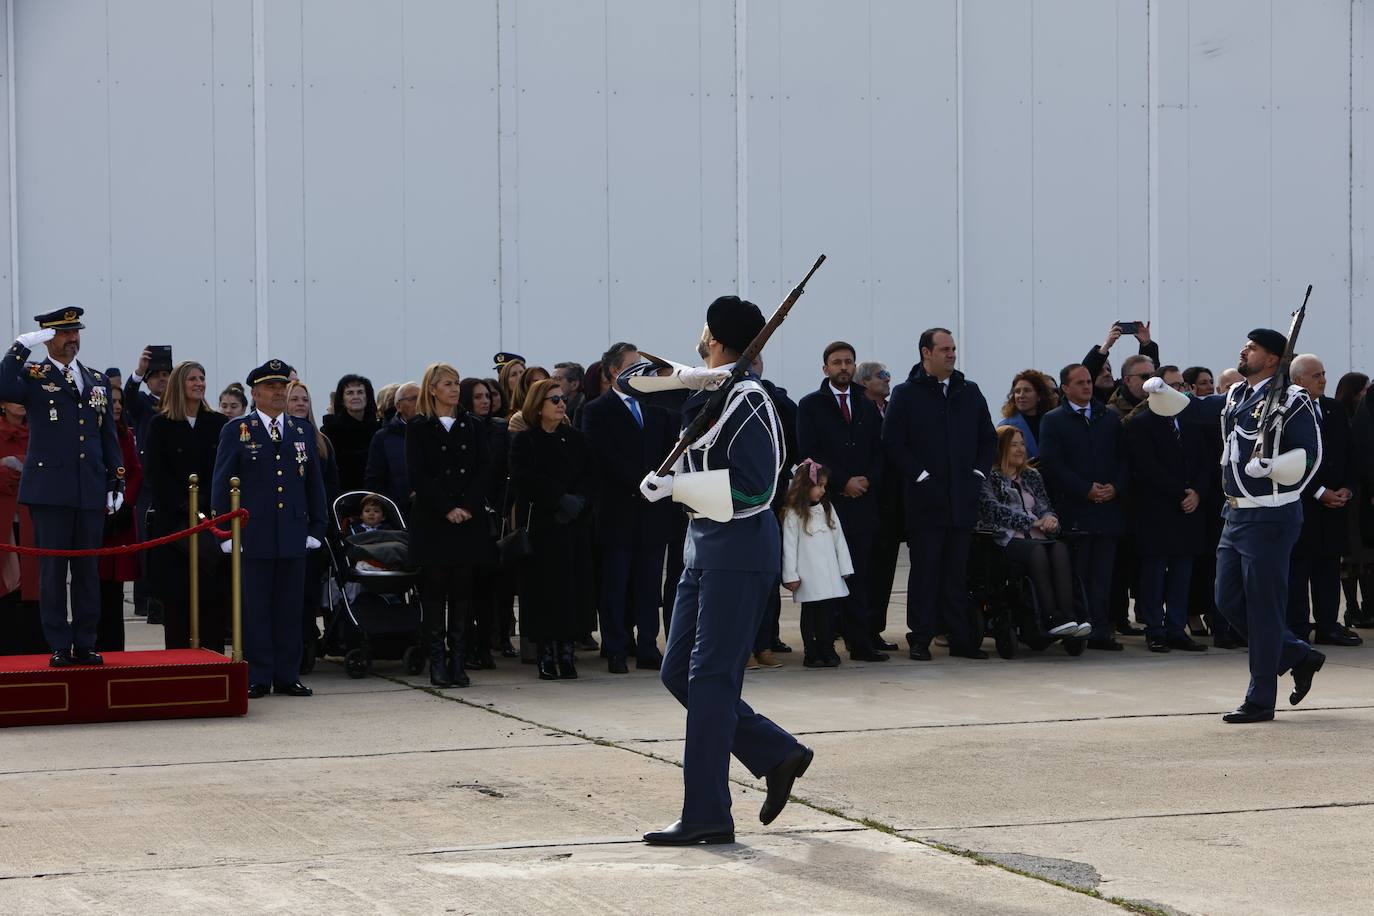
2, 322, 1372, 684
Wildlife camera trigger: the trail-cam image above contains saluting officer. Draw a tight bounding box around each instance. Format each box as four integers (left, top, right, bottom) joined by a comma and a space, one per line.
0, 308, 125, 667
213, 359, 327, 699
1148, 328, 1325, 723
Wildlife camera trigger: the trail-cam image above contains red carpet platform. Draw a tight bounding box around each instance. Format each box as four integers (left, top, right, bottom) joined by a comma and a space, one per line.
0, 649, 248, 727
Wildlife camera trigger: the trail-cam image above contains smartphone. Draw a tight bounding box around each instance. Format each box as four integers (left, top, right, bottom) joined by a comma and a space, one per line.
1114, 321, 1138, 335
147, 345, 173, 369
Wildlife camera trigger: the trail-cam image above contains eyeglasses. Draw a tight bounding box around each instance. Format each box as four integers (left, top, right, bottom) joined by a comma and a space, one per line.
1169, 382, 1187, 391
1126, 372, 1152, 380
545, 394, 569, 405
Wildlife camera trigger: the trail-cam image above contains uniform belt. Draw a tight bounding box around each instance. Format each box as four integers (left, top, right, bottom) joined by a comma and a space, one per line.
1226, 496, 1262, 510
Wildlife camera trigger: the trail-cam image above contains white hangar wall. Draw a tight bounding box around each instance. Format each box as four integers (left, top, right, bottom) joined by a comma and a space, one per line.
0, 0, 1367, 400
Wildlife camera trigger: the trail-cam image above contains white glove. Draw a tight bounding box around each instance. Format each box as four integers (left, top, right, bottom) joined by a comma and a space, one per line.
106, 491, 124, 514
675, 366, 732, 391
0, 455, 22, 472
640, 472, 674, 502
16, 328, 55, 350
1245, 457, 1273, 479
1142, 377, 1167, 394
219, 538, 234, 554
305, 535, 321, 550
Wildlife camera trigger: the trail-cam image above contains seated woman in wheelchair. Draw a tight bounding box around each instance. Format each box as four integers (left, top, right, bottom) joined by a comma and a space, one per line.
977, 427, 1090, 639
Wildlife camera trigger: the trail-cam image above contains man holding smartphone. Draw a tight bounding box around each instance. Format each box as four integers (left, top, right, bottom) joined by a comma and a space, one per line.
125, 345, 172, 619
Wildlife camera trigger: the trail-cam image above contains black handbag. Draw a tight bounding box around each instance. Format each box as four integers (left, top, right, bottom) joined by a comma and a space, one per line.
496, 499, 534, 566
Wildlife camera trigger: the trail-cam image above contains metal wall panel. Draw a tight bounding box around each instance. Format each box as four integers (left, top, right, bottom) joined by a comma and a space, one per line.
0, 5, 12, 343
262, 0, 308, 373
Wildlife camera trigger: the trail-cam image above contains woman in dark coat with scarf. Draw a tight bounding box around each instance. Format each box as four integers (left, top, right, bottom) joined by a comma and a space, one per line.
144, 361, 229, 651
322, 373, 379, 492
406, 363, 490, 687
508, 378, 597, 680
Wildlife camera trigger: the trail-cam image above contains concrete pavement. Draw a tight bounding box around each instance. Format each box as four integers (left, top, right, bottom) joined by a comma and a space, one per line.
2, 588, 1372, 914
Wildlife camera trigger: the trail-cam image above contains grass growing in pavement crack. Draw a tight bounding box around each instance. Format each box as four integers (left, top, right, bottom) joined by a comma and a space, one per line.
378, 671, 1167, 914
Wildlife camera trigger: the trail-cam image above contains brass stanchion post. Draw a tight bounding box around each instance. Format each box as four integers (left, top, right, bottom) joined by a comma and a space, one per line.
188, 474, 200, 650
230, 477, 243, 663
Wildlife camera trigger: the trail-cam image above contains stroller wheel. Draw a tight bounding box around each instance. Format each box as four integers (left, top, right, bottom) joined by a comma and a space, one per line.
1062, 638, 1087, 657
344, 648, 371, 679
994, 621, 1017, 660
402, 645, 426, 676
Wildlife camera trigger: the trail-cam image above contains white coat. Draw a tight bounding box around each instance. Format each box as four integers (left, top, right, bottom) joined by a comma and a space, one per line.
780, 503, 853, 603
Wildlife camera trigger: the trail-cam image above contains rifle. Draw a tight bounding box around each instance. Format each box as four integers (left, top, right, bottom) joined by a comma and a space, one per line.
651, 254, 826, 478
1251, 283, 1312, 464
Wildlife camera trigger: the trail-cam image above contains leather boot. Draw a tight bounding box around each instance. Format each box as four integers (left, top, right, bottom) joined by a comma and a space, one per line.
536, 642, 559, 680
447, 614, 471, 687
556, 640, 579, 679
428, 628, 452, 688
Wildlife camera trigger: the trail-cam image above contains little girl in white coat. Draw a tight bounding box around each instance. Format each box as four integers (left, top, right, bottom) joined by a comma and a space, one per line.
780, 459, 853, 668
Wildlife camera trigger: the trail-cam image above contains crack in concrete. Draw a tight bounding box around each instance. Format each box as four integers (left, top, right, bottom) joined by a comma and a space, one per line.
909, 798, 1374, 832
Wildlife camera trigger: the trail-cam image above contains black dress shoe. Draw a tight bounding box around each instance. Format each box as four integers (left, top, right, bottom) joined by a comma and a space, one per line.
1289, 649, 1326, 706
1347, 614, 1374, 630
1168, 636, 1207, 652
760, 745, 814, 825
849, 649, 889, 662
71, 649, 104, 665
608, 656, 629, 674
577, 635, 599, 652
769, 639, 793, 654
1087, 638, 1124, 652
1147, 638, 1170, 653
1315, 630, 1363, 647
1222, 703, 1274, 724
642, 820, 735, 846
802, 657, 826, 669
908, 646, 932, 661
1115, 623, 1145, 637
1213, 634, 1242, 649
247, 683, 270, 699
636, 655, 663, 670
950, 648, 989, 660
273, 681, 313, 697
499, 642, 519, 658
874, 638, 899, 651
823, 653, 842, 667
49, 650, 73, 668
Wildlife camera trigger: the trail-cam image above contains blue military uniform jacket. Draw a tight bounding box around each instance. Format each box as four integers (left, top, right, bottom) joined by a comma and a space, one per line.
0, 343, 123, 510
618, 363, 784, 573
212, 412, 328, 560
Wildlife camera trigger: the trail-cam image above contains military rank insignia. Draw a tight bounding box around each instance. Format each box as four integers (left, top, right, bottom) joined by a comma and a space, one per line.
26, 363, 47, 380
40, 382, 59, 393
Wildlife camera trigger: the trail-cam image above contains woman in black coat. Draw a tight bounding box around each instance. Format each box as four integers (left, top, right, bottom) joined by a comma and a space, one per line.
143, 361, 229, 651
321, 373, 379, 492
406, 363, 490, 687
509, 378, 597, 680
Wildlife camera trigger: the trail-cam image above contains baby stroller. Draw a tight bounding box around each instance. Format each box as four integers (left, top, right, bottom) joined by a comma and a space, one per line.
320, 491, 425, 678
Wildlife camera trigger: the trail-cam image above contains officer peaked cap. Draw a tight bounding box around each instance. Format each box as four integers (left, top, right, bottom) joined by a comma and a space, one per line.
493, 351, 525, 371
706, 296, 765, 353
247, 359, 293, 387
33, 307, 85, 330
1247, 328, 1287, 357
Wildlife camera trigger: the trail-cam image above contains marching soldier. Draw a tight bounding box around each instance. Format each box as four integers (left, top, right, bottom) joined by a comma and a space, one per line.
1147, 327, 1324, 723
213, 359, 327, 699
0, 308, 125, 667
624, 296, 812, 846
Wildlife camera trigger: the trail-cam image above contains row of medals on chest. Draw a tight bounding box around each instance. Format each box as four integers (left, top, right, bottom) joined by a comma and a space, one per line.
240, 417, 309, 476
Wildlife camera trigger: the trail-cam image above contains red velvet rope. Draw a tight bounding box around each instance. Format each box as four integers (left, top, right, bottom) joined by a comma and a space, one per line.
0, 509, 249, 558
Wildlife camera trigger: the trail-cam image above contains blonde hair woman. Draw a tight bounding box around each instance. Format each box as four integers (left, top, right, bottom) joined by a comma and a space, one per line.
505, 365, 551, 434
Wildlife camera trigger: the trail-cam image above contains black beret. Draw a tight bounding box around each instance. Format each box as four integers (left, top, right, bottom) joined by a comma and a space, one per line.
706, 296, 765, 353
246, 358, 293, 387
34, 307, 85, 330
1247, 328, 1287, 357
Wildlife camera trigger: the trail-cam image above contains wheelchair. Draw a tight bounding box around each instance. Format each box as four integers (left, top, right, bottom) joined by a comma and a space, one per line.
967, 530, 1089, 659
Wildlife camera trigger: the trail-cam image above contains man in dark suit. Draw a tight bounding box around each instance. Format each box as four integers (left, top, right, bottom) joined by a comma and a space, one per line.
796, 341, 887, 661
882, 327, 997, 661
0, 308, 125, 666
1038, 363, 1129, 651
1124, 366, 1210, 653
123, 345, 171, 620
213, 359, 328, 698
1287, 354, 1361, 646
856, 361, 902, 648
582, 342, 679, 672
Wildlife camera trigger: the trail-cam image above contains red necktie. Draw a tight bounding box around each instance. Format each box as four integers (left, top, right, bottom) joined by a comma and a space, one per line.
838, 391, 851, 423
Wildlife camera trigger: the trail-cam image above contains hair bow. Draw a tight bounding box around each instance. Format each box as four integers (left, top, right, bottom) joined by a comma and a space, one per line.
797, 458, 823, 484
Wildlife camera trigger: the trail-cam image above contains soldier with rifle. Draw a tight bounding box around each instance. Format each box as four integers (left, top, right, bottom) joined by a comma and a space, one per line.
622, 259, 824, 846
1145, 292, 1325, 723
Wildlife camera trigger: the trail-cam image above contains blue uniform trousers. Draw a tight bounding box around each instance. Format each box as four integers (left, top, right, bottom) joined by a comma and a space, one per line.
662, 568, 800, 826
1137, 554, 1194, 641
30, 505, 105, 652
242, 556, 306, 686
598, 541, 666, 662
1215, 511, 1311, 710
